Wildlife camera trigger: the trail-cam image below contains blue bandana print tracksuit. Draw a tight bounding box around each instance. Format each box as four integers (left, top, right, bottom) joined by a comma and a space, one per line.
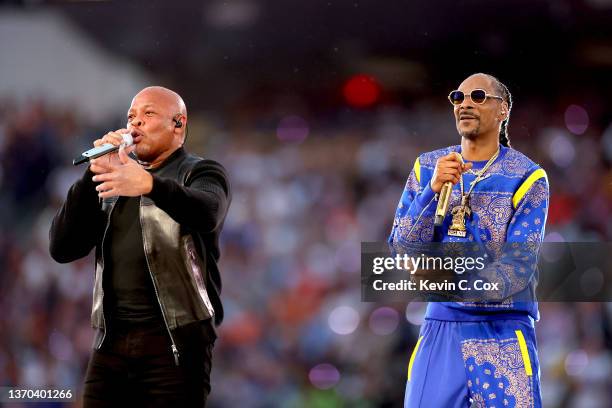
389, 145, 549, 408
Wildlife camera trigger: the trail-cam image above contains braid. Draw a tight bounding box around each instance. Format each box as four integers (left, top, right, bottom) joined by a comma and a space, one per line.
499, 123, 510, 147
489, 75, 512, 147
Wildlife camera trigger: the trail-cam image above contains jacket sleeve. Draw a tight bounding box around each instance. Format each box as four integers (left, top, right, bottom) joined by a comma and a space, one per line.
465, 170, 549, 301
145, 160, 231, 233
389, 156, 437, 246
49, 167, 106, 263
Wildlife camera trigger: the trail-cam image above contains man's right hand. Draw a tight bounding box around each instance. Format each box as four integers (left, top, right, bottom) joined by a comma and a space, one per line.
430, 152, 473, 193
90, 129, 132, 174
92, 128, 130, 148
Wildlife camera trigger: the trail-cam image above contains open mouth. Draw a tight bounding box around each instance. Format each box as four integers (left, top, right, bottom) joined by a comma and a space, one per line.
129, 130, 144, 144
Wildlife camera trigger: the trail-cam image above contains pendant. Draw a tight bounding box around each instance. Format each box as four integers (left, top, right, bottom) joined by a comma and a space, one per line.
448, 203, 471, 237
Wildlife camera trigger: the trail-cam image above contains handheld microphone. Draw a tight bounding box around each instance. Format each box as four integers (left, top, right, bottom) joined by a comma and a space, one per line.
73, 133, 133, 166
434, 152, 463, 227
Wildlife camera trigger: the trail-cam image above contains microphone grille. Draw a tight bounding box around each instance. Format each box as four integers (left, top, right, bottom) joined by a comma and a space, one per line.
122, 133, 134, 146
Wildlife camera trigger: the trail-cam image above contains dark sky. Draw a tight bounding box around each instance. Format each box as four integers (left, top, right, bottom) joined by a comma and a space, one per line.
14, 0, 612, 111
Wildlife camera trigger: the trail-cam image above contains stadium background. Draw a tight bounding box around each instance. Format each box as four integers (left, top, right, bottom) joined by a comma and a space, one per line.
1, 1, 611, 406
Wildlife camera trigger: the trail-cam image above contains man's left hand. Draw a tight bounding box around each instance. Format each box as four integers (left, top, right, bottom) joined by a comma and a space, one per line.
91, 146, 153, 198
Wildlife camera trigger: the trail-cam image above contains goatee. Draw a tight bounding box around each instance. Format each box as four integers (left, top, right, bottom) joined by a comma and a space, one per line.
458, 125, 480, 140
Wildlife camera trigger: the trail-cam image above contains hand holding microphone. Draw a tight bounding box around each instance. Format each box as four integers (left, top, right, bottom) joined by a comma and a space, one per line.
73, 129, 134, 165
432, 152, 472, 226
83, 129, 153, 198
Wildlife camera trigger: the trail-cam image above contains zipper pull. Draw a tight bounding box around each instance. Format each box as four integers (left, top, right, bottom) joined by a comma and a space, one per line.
171, 344, 180, 366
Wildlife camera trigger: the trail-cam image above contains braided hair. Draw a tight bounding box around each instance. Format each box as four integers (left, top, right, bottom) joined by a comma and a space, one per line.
483, 74, 512, 147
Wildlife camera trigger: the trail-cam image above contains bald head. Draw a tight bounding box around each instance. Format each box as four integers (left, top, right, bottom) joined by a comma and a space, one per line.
127, 86, 189, 165
134, 86, 187, 117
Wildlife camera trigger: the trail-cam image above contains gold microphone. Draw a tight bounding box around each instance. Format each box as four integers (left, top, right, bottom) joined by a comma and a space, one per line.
434, 152, 463, 226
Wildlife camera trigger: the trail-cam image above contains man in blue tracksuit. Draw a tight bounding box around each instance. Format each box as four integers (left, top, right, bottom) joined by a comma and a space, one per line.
389, 73, 549, 407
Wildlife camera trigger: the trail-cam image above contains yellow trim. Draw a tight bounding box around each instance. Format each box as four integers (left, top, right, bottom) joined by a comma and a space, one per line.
413, 157, 421, 184
512, 168, 547, 209
407, 336, 424, 381
515, 330, 533, 376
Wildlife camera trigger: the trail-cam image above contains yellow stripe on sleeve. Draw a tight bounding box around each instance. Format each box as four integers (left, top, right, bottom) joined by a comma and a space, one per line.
515, 330, 533, 376
512, 168, 547, 209
413, 157, 421, 184
407, 335, 424, 381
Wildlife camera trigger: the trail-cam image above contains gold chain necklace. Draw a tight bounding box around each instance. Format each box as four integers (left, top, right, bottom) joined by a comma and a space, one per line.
447, 147, 500, 237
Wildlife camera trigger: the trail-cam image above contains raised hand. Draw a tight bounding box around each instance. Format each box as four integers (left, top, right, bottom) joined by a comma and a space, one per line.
92, 146, 153, 199
430, 152, 473, 193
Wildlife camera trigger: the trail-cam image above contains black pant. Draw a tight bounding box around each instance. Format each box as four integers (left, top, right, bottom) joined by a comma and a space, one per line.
83, 321, 213, 407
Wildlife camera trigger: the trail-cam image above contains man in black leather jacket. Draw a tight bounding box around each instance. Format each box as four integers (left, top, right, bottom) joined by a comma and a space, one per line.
49, 86, 231, 407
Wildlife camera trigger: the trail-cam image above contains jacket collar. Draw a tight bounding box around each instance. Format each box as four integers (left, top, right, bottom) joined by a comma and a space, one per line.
147, 147, 186, 173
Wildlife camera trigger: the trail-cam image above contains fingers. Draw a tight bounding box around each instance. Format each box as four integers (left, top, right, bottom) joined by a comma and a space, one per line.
437, 160, 463, 180
91, 173, 114, 182
437, 155, 461, 169
89, 156, 116, 174
97, 189, 117, 199
440, 160, 462, 170
431, 153, 480, 192
91, 168, 119, 197
95, 179, 125, 198
118, 145, 130, 164
95, 181, 116, 198
444, 152, 463, 163
89, 161, 111, 174
436, 154, 472, 174
432, 153, 468, 191
95, 181, 111, 192
438, 164, 461, 184
93, 129, 129, 148
438, 171, 460, 185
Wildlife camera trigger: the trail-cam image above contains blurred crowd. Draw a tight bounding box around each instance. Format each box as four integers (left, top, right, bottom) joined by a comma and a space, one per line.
0, 93, 611, 407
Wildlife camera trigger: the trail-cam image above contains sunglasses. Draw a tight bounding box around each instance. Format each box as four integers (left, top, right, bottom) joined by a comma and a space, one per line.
448, 89, 503, 105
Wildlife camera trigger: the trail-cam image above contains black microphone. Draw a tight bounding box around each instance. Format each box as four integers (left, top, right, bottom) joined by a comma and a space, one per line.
73, 134, 133, 166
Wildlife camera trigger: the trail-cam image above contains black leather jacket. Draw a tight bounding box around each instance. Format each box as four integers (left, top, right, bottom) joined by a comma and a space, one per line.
49, 148, 230, 363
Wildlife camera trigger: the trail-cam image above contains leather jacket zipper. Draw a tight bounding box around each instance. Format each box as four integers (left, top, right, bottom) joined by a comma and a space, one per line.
139, 196, 181, 366
97, 199, 118, 350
